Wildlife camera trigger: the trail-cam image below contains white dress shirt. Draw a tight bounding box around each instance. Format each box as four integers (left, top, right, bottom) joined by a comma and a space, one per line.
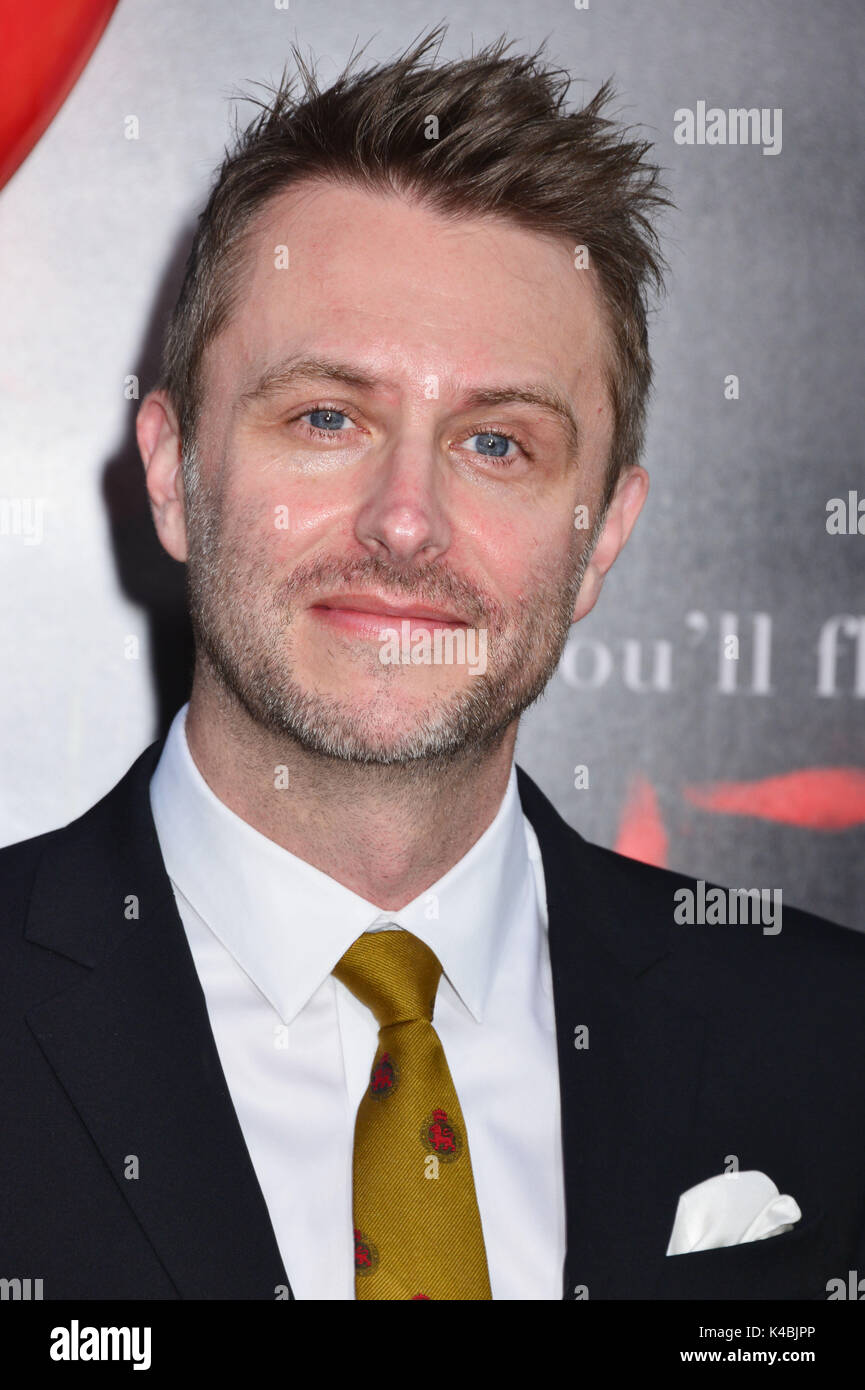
148, 703, 565, 1299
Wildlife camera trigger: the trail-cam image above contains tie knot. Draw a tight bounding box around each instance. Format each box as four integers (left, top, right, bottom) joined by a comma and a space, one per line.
332, 929, 443, 1028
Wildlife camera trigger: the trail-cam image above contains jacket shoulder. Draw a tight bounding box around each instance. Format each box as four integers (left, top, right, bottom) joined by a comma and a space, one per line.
0, 826, 61, 931
0, 739, 165, 944
516, 763, 864, 969
579, 836, 865, 1005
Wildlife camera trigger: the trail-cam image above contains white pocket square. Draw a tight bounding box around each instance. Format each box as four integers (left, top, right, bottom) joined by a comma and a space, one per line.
666, 1170, 802, 1255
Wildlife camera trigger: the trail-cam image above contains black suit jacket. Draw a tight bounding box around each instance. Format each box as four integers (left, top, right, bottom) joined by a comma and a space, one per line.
2, 738, 864, 1300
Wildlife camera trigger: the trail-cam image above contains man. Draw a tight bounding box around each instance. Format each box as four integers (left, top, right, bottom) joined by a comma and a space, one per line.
2, 28, 865, 1301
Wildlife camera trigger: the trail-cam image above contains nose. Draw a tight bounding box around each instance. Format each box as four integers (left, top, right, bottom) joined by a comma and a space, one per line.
354, 439, 452, 566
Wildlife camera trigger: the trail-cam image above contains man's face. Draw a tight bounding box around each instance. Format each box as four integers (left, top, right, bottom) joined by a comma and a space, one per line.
175, 180, 619, 763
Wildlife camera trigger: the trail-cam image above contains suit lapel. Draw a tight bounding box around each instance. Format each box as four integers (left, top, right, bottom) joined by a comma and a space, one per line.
25, 741, 291, 1300
516, 766, 706, 1299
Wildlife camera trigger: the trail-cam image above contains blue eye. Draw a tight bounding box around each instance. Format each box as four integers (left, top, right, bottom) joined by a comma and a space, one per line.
466, 432, 515, 458
307, 408, 348, 431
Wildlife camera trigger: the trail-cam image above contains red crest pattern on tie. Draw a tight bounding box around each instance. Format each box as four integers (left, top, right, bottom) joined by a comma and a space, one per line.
421, 1109, 462, 1162
353, 1228, 379, 1275
369, 1050, 398, 1098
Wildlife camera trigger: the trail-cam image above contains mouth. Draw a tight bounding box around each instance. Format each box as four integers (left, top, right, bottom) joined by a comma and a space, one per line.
309, 591, 471, 639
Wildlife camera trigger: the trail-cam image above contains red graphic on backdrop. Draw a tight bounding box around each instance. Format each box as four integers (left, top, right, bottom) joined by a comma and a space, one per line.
614, 766, 865, 869
683, 768, 865, 831
613, 775, 668, 865
0, 2, 121, 193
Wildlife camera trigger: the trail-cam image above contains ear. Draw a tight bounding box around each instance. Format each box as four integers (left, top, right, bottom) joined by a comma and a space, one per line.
572, 466, 649, 623
136, 389, 189, 562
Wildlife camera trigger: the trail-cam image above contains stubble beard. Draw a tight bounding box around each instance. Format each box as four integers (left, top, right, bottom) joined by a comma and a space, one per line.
183, 457, 600, 769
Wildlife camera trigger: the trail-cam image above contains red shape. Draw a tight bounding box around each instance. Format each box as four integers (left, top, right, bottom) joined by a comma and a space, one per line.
428, 1111, 456, 1154
371, 1051, 395, 1095
683, 767, 865, 831
614, 774, 668, 867
353, 1228, 373, 1269
0, 0, 121, 193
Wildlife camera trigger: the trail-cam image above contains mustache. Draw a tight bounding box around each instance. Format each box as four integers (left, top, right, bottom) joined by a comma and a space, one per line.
274, 555, 498, 627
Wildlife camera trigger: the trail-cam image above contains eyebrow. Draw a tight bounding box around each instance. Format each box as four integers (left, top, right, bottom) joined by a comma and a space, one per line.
237, 355, 581, 456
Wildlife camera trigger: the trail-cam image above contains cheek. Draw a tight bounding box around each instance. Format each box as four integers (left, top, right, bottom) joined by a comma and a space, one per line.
261, 465, 363, 546
219, 488, 279, 554
464, 504, 574, 608
217, 471, 326, 558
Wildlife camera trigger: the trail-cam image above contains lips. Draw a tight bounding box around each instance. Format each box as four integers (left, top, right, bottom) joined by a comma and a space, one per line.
312, 592, 469, 625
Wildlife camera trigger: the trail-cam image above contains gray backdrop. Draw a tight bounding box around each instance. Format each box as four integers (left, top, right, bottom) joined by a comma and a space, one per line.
1, 0, 862, 930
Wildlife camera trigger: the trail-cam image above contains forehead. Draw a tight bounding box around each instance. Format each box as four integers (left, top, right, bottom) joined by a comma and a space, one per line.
205, 179, 612, 408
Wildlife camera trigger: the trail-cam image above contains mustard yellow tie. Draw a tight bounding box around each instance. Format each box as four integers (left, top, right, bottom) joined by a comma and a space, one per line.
332, 928, 492, 1300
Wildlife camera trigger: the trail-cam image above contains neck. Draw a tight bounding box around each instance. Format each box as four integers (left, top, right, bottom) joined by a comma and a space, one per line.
183, 672, 519, 911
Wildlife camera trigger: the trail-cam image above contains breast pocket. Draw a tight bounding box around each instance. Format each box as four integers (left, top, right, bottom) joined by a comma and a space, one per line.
650, 1208, 829, 1300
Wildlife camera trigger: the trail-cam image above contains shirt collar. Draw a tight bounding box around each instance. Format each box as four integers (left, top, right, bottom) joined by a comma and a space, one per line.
148, 704, 531, 1026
